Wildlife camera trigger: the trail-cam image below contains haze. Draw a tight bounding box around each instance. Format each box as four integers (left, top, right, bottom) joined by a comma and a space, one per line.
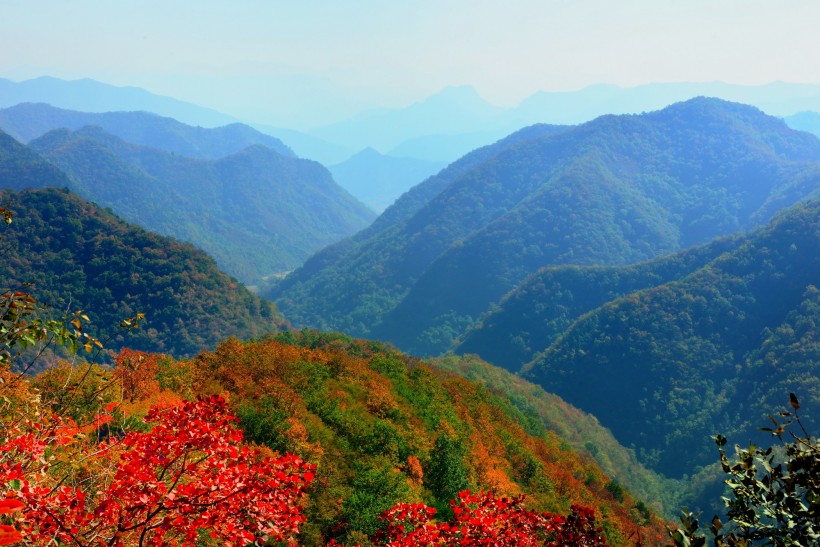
2, 0, 819, 128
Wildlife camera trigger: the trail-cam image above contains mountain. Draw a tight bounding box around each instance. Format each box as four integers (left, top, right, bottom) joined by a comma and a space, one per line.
267, 123, 568, 330
387, 129, 523, 163
328, 148, 445, 212
0, 102, 294, 158
252, 123, 354, 165
310, 86, 513, 153
17, 127, 375, 284
0, 187, 285, 358
304, 81, 820, 166
0, 128, 74, 189
512, 81, 820, 126
452, 234, 745, 373
784, 110, 820, 138
0, 76, 237, 128
270, 98, 820, 356
183, 332, 670, 544
522, 199, 819, 478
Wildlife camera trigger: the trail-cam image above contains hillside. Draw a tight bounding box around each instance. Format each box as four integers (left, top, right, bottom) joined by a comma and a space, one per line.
452, 234, 745, 373
522, 199, 819, 478
0, 129, 74, 189
271, 98, 820, 356
181, 332, 671, 545
0, 187, 285, 358
268, 123, 567, 329
0, 102, 294, 158
22, 126, 375, 284
328, 147, 444, 212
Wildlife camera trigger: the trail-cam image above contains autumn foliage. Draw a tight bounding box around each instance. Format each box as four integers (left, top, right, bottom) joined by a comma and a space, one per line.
0, 395, 314, 546
1, 325, 670, 545
363, 490, 608, 546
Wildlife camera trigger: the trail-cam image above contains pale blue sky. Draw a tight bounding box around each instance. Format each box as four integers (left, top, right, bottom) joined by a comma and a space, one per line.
2, 0, 819, 128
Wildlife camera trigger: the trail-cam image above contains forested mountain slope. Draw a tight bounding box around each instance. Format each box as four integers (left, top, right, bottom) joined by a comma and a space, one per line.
522, 199, 819, 478
177, 332, 671, 545
0, 102, 294, 158
0, 187, 285, 357
23, 126, 374, 284
0, 129, 74, 189
453, 234, 745, 372
272, 98, 820, 355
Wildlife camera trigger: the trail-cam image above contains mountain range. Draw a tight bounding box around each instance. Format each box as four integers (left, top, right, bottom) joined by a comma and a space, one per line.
270, 98, 820, 356
9, 76, 820, 167
0, 102, 294, 158
0, 125, 375, 285
0, 76, 237, 128
0, 73, 817, 541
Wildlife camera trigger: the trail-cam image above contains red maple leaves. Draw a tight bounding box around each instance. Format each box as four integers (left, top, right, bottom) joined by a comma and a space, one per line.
329, 490, 608, 546
0, 396, 314, 546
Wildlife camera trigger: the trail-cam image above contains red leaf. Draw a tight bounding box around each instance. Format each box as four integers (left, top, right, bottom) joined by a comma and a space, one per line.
0, 499, 24, 515
0, 524, 23, 545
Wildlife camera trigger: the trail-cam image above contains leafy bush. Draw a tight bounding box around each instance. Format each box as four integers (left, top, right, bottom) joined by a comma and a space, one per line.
670, 394, 819, 546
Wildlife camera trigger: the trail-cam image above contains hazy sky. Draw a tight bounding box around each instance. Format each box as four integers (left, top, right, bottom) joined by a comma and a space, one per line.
3, 0, 819, 128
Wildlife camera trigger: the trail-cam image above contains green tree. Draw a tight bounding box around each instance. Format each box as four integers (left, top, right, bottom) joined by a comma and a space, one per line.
425, 434, 470, 514
671, 394, 819, 546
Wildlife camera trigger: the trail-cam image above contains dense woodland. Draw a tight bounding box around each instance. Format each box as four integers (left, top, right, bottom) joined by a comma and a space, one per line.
522, 200, 819, 476
0, 187, 285, 359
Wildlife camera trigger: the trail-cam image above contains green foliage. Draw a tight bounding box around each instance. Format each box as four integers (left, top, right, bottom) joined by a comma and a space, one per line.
340, 463, 413, 539
425, 434, 470, 513
524, 199, 819, 480
236, 397, 293, 454
0, 187, 285, 358
671, 395, 819, 546
188, 334, 668, 545
606, 480, 626, 503
0, 129, 74, 190
431, 353, 686, 518
454, 234, 742, 372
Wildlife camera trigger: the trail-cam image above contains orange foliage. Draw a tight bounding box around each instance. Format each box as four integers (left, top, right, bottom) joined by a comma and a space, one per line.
365, 379, 399, 417
112, 348, 161, 402
405, 455, 424, 484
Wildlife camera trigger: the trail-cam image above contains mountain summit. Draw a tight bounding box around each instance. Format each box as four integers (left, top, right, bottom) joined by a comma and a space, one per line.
270, 98, 820, 355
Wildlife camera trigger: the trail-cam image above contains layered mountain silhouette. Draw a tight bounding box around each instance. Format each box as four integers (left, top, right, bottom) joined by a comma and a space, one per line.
328, 147, 445, 212
271, 98, 820, 356
0, 76, 237, 127
0, 127, 374, 284
0, 102, 294, 158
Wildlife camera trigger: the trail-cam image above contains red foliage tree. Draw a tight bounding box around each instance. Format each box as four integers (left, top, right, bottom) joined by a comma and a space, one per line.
331, 490, 608, 546
0, 396, 314, 546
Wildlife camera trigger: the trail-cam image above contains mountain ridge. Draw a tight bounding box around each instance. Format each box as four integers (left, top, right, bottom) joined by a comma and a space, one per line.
272, 98, 820, 356
20, 126, 375, 284
0, 102, 294, 158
